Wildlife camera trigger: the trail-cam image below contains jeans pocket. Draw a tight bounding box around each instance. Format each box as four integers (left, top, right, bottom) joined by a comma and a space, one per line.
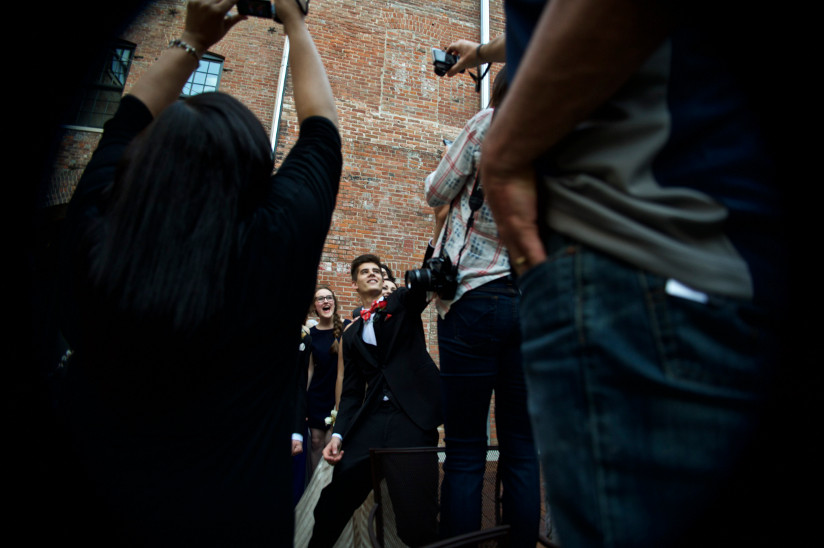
517, 244, 578, 345
440, 294, 500, 353
642, 273, 774, 395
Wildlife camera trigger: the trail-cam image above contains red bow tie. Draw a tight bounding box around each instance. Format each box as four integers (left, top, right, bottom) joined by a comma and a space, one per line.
360, 299, 387, 321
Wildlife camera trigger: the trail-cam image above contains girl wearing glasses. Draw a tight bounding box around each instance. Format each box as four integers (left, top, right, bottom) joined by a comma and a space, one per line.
306, 285, 350, 474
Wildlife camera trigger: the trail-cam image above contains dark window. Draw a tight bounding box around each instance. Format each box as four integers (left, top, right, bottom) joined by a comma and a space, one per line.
69, 40, 135, 128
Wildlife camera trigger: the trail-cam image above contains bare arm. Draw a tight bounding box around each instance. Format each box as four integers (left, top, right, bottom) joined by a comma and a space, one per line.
306, 354, 314, 390
445, 35, 506, 77
432, 204, 448, 242
130, 0, 245, 117
275, 0, 338, 125
481, 0, 671, 274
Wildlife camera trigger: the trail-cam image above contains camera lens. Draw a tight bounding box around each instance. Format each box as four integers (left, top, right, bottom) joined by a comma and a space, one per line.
405, 268, 433, 291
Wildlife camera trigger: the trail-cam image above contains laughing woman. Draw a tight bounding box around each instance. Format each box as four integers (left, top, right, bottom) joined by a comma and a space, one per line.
307, 285, 350, 474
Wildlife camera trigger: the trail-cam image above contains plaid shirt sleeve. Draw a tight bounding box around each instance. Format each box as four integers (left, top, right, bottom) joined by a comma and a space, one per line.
422, 109, 511, 318
425, 108, 493, 207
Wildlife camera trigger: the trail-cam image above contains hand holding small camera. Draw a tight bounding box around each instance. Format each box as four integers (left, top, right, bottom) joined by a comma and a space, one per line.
183, 0, 247, 54
444, 39, 482, 76
237, 0, 308, 24
432, 48, 463, 77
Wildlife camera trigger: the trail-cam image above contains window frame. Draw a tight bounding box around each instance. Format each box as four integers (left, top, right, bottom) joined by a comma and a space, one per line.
181, 52, 225, 98
63, 39, 136, 131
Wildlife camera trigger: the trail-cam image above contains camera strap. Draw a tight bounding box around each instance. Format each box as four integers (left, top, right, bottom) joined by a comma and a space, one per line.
441, 171, 484, 271
469, 64, 491, 93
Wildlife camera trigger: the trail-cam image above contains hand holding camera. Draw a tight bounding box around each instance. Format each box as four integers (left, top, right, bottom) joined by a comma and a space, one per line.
443, 40, 482, 76
182, 0, 246, 54
406, 255, 459, 301
237, 0, 309, 24
431, 48, 464, 77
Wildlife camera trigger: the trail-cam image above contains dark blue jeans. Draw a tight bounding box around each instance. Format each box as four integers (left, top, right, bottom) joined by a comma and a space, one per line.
438, 278, 541, 547
517, 234, 777, 547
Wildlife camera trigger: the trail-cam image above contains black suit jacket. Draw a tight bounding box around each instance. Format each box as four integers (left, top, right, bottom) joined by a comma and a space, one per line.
335, 287, 442, 442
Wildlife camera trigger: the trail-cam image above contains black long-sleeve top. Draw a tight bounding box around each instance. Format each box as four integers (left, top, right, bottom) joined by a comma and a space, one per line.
59, 95, 341, 546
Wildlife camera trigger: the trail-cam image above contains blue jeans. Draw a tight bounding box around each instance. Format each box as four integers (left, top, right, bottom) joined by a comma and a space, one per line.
438, 278, 541, 547
517, 234, 777, 547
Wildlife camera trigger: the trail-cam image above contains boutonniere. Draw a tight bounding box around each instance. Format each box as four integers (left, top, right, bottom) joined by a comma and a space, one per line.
385, 314, 392, 321
360, 299, 388, 321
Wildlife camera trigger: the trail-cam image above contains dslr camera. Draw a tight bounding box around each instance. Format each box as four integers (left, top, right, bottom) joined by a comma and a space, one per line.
405, 255, 459, 300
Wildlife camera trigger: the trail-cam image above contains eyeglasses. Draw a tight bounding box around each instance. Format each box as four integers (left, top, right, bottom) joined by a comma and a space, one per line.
315, 295, 335, 303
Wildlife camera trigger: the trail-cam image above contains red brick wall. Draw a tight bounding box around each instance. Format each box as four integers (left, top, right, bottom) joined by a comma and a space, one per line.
291, 0, 506, 363
47, 1, 506, 440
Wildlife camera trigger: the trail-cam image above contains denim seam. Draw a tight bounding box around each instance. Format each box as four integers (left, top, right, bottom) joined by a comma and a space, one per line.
577, 246, 611, 546
639, 271, 678, 380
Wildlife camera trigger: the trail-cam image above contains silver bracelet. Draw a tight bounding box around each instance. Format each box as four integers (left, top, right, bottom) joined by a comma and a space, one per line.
169, 39, 202, 61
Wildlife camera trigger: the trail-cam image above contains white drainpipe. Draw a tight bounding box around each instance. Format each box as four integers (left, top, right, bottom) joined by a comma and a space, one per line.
270, 36, 291, 159
480, 0, 490, 108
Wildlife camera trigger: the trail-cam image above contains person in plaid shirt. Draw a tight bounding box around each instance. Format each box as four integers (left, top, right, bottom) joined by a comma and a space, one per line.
424, 67, 541, 547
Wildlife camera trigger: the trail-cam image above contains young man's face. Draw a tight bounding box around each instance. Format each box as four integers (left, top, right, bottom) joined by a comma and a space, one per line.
352, 262, 383, 297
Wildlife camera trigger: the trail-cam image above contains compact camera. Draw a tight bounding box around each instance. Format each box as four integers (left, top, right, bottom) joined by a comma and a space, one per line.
431, 48, 463, 77
237, 0, 309, 23
405, 255, 459, 300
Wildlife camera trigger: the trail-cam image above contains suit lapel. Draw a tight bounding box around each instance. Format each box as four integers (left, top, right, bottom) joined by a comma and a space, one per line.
372, 308, 384, 341
351, 318, 381, 370
374, 293, 402, 358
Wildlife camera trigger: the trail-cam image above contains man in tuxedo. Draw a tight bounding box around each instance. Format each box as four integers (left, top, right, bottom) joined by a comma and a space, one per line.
309, 254, 442, 548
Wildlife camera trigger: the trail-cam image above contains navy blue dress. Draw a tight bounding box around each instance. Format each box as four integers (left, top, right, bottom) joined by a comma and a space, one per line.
307, 320, 349, 429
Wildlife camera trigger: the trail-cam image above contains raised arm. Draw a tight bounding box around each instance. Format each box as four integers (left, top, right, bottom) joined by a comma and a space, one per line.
425, 110, 489, 207
130, 0, 246, 116
432, 204, 448, 243
445, 35, 506, 77
275, 0, 338, 126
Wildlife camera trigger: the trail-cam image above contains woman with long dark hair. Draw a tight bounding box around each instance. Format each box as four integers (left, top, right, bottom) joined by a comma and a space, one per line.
58, 1, 340, 544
